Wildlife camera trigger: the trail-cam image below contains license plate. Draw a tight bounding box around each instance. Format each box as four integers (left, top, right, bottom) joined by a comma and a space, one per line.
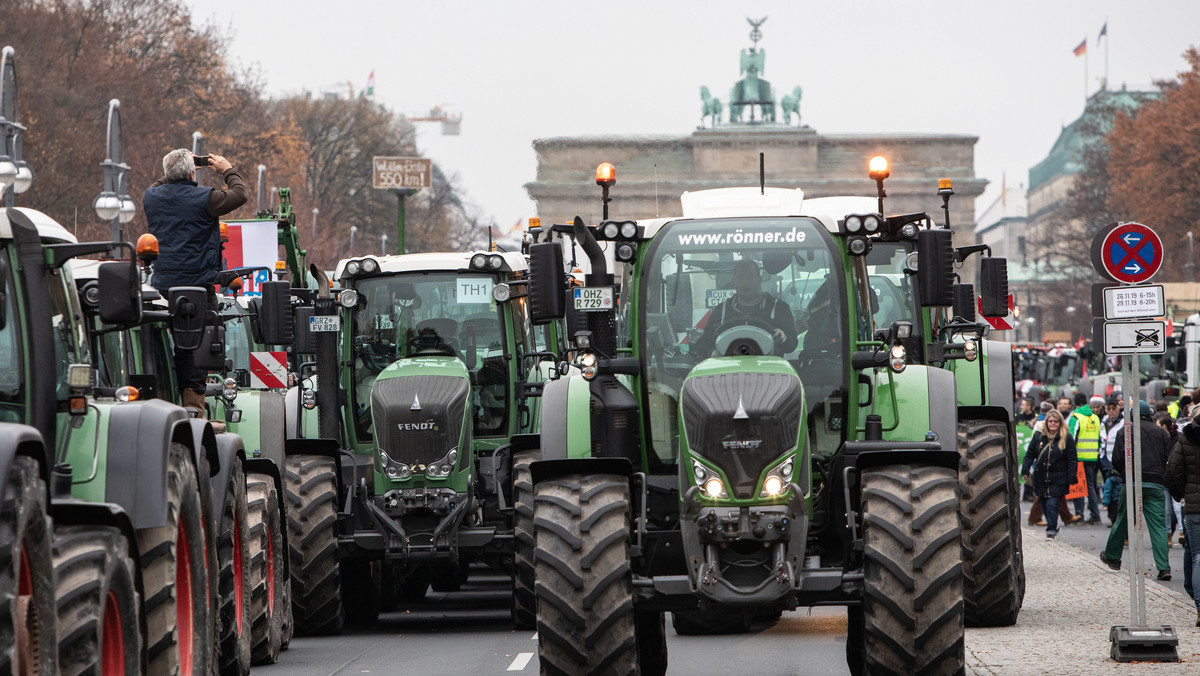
706, 289, 735, 308
309, 315, 341, 333
573, 286, 614, 312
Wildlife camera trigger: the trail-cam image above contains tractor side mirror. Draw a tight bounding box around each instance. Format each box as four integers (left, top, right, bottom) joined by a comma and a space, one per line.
97, 260, 143, 325
528, 242, 566, 325
979, 257, 1010, 318
952, 283, 976, 322
169, 287, 209, 351
192, 319, 227, 371
259, 280, 294, 345
917, 229, 954, 307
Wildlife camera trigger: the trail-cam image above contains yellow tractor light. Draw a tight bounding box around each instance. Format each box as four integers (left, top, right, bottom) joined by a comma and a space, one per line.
595, 162, 616, 187
868, 155, 889, 181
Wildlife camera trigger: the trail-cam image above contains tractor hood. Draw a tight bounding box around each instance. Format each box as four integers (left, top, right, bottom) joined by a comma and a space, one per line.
372, 356, 472, 483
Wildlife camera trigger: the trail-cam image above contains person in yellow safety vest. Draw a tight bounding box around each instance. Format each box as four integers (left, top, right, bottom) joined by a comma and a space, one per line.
1168, 395, 1192, 421
1068, 394, 1106, 523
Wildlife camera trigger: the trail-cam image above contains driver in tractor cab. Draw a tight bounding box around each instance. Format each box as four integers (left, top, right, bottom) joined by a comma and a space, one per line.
693, 258, 797, 357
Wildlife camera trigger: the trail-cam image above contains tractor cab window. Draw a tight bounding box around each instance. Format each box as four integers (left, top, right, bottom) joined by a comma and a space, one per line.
863, 241, 922, 360
0, 255, 24, 422
351, 273, 510, 440
221, 300, 253, 374
639, 217, 847, 466
47, 268, 91, 401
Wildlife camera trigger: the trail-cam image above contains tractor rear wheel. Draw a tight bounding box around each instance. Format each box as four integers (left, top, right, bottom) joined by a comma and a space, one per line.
958, 419, 1024, 627
510, 449, 538, 629
137, 442, 213, 676
52, 525, 141, 676
534, 474, 641, 675
0, 456, 55, 675
284, 454, 344, 635
216, 458, 251, 675
859, 464, 964, 676
245, 472, 286, 664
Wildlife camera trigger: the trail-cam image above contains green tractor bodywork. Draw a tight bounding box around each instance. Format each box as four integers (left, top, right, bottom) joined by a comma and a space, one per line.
525, 179, 1021, 674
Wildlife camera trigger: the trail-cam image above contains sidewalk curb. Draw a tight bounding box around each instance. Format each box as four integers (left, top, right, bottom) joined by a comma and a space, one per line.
965, 524, 1199, 674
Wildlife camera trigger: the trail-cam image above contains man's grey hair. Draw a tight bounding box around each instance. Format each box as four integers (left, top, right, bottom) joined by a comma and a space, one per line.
162, 149, 194, 181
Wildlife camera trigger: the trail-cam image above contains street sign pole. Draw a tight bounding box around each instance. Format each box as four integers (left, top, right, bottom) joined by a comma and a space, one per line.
373, 156, 431, 255
391, 187, 416, 255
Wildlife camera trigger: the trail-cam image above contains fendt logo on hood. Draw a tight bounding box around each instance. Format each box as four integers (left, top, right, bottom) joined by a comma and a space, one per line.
722, 438, 762, 450
398, 420, 439, 432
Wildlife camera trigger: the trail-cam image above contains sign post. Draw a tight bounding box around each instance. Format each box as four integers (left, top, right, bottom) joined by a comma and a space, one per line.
373, 156, 431, 255
1093, 221, 1179, 662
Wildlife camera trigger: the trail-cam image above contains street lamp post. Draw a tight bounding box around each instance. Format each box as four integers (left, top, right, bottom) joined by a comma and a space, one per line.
0, 46, 33, 207
93, 99, 133, 244
349, 225, 357, 251
311, 208, 319, 240
256, 164, 267, 214
381, 233, 388, 254
192, 131, 203, 156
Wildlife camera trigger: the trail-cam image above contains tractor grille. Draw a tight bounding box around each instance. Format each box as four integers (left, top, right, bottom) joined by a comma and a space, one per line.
681, 372, 803, 499
373, 375, 469, 467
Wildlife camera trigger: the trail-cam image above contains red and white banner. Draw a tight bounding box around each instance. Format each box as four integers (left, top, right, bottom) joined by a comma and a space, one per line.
223, 220, 278, 297
249, 351, 288, 389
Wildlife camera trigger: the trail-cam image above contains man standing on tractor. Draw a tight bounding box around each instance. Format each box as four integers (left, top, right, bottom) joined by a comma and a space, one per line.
1069, 394, 1106, 523
143, 149, 248, 412
693, 258, 797, 357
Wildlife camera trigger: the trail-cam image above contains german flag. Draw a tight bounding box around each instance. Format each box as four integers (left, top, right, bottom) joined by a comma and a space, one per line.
1073, 38, 1087, 57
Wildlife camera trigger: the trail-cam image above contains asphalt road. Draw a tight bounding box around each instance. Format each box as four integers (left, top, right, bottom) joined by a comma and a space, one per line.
257, 569, 853, 676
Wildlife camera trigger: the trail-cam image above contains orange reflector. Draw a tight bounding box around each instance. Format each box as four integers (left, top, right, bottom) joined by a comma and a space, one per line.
229, 277, 243, 290
938, 179, 953, 190
868, 155, 889, 179
595, 162, 616, 186
136, 233, 159, 257
528, 217, 541, 229
68, 396, 87, 415
115, 386, 139, 402
219, 222, 229, 242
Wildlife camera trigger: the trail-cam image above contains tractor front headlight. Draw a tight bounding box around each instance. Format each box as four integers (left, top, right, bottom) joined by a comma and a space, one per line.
703, 477, 726, 499
763, 475, 784, 496
760, 456, 796, 498
964, 340, 978, 362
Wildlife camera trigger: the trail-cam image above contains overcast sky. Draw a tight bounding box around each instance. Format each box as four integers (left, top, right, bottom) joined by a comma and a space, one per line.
185, 0, 1200, 230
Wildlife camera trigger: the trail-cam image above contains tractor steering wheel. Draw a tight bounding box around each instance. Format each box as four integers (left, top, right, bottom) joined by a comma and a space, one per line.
712, 316, 777, 357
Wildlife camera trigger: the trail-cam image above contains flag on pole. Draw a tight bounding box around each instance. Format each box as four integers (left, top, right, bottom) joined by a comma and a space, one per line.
1073, 38, 1087, 57
1098, 22, 1107, 41
358, 70, 375, 98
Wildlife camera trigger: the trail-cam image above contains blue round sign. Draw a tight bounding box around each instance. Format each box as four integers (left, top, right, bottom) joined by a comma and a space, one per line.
1099, 222, 1162, 284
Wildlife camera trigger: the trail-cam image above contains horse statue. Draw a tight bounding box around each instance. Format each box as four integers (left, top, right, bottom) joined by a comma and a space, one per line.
700, 86, 722, 127
780, 86, 802, 125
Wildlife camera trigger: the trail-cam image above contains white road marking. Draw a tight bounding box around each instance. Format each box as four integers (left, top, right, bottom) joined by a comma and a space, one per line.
507, 652, 535, 671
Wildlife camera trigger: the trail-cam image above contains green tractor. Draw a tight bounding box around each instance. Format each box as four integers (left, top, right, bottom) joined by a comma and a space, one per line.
0, 206, 227, 676
522, 161, 1021, 675
280, 248, 561, 632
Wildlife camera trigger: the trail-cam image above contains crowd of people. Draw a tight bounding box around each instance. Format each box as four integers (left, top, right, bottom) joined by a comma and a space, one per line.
1016, 389, 1200, 626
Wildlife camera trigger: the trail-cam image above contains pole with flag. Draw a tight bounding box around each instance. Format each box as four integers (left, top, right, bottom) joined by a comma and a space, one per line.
1098, 21, 1109, 90
359, 70, 375, 99
1074, 37, 1088, 101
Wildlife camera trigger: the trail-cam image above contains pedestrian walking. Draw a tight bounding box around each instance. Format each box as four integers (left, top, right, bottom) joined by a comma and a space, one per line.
1029, 409, 1078, 538
1165, 409, 1200, 626
1100, 401, 1174, 579
1068, 394, 1105, 522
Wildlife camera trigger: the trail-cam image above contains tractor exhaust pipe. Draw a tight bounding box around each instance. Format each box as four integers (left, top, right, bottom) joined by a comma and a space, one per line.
571, 217, 618, 356
310, 263, 340, 442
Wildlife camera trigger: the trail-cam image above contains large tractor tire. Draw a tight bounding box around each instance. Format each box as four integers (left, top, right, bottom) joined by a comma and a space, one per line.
216, 459, 251, 675
52, 525, 141, 676
958, 419, 1024, 627
284, 454, 344, 635
340, 561, 382, 626
137, 443, 214, 676
859, 465, 964, 676
510, 449, 538, 630
0, 456, 55, 675
245, 472, 286, 664
534, 474, 642, 676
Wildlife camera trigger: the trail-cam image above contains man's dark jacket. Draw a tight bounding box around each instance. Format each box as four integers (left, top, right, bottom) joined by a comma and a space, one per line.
1166, 423, 1200, 510
1112, 416, 1173, 486
143, 169, 246, 291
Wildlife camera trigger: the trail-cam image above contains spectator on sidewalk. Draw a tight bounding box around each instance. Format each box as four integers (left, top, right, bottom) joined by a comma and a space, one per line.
1157, 412, 1184, 545
1165, 409, 1200, 626
1023, 402, 1077, 526
1101, 395, 1126, 525
1029, 409, 1078, 539
1101, 400, 1174, 579
1068, 394, 1105, 523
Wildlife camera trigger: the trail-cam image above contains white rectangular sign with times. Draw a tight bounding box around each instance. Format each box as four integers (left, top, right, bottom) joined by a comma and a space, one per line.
1103, 284, 1164, 320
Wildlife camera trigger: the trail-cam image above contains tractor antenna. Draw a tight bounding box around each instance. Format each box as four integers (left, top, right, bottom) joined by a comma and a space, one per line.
654, 163, 660, 217
759, 152, 765, 195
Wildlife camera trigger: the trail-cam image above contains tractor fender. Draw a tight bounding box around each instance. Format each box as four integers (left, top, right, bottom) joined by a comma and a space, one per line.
105, 398, 192, 529
0, 423, 49, 504
537, 377, 594, 461
209, 432, 247, 519
983, 340, 1014, 417
877, 365, 957, 447
957, 405, 1016, 444
51, 498, 140, 571
178, 418, 220, 479
530, 457, 633, 487
255, 389, 287, 468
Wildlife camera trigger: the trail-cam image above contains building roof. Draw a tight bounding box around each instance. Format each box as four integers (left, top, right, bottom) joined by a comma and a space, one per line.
1028, 86, 1161, 193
